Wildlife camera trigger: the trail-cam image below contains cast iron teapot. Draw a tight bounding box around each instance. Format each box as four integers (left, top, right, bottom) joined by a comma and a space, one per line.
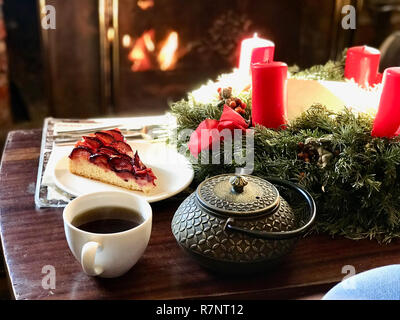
171, 173, 316, 273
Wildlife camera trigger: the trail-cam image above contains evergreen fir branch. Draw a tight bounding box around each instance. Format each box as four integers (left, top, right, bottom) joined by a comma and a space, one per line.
288, 49, 347, 81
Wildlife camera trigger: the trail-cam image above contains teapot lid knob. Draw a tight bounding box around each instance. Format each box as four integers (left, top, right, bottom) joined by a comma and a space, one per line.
196, 174, 281, 217
229, 175, 248, 193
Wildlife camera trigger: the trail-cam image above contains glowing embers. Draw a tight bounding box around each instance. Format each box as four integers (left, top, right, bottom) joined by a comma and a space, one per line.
127, 30, 179, 72
137, 0, 154, 10
157, 31, 178, 71
128, 30, 154, 71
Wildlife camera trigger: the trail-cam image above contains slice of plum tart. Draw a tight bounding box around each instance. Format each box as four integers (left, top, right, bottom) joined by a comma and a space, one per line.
68, 128, 156, 193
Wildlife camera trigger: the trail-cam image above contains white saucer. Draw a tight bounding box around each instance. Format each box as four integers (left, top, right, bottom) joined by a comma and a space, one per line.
52, 141, 194, 203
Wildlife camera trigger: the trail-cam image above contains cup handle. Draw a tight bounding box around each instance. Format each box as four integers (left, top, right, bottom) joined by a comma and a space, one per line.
81, 241, 103, 276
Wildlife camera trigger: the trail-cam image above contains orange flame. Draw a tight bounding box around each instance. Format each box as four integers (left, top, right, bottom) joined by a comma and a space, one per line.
137, 0, 154, 10
143, 32, 155, 52
127, 30, 180, 71
128, 30, 155, 71
157, 31, 179, 71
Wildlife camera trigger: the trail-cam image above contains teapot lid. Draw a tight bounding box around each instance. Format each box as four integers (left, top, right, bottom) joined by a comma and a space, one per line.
196, 174, 280, 217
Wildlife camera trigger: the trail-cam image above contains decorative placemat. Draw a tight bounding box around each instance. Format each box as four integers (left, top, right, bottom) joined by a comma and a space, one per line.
35, 117, 77, 208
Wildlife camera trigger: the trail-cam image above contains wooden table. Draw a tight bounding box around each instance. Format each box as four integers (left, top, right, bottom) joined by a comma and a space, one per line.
1, 129, 400, 300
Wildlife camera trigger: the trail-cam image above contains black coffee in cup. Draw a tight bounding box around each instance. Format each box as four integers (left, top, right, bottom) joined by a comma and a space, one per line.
71, 206, 143, 234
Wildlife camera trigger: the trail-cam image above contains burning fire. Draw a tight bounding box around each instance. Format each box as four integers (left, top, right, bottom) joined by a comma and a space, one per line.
128, 30, 154, 71
127, 30, 179, 72
143, 32, 155, 52
137, 0, 154, 10
157, 31, 179, 71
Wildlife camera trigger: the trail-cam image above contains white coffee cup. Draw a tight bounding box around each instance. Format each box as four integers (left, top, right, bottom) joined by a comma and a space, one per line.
63, 191, 152, 278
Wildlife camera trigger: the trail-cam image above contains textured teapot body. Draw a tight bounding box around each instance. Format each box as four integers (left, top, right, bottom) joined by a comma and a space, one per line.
172, 192, 298, 273
171, 174, 316, 274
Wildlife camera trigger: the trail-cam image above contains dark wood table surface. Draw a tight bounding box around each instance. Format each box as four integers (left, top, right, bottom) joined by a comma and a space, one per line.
1, 129, 400, 300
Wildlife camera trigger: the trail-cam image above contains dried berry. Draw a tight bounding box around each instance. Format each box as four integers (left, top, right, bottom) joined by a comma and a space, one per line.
235, 107, 245, 115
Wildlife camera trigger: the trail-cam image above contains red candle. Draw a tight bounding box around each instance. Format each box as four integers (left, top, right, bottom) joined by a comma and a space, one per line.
251, 46, 274, 65
251, 61, 287, 129
239, 33, 275, 75
344, 45, 381, 88
371, 67, 400, 137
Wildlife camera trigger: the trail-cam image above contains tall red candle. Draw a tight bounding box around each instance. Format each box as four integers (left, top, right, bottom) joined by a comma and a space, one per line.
251, 46, 274, 65
371, 67, 400, 137
251, 61, 287, 129
344, 46, 381, 88
238, 34, 275, 75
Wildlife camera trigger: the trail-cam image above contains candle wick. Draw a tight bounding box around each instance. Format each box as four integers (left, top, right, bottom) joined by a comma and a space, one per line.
253, 33, 258, 38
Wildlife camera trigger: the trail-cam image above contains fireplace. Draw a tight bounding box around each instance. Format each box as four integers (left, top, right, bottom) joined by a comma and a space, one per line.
114, 0, 301, 116
39, 0, 354, 118
34, 0, 400, 120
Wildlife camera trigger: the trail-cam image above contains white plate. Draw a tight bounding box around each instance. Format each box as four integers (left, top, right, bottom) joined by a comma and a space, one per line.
52, 141, 194, 203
